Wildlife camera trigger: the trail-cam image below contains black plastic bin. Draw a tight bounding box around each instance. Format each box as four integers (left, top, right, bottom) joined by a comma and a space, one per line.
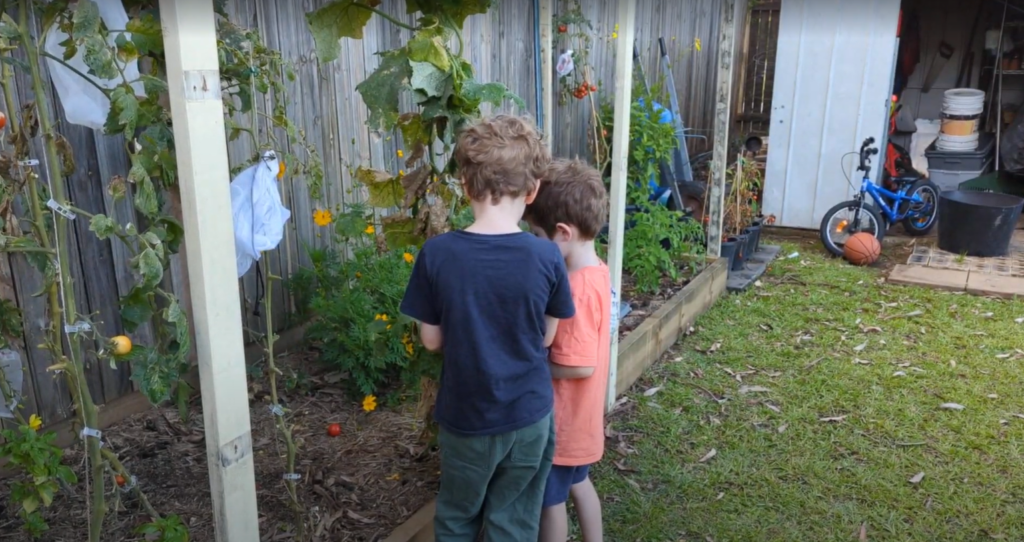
937, 190, 1024, 257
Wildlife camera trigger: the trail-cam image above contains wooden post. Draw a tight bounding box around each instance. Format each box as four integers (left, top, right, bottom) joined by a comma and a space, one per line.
605, 0, 637, 412
707, 0, 738, 258
540, 0, 554, 150
158, 0, 260, 539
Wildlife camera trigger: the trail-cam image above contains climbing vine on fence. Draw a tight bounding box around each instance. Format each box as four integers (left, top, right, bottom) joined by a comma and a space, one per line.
0, 0, 320, 539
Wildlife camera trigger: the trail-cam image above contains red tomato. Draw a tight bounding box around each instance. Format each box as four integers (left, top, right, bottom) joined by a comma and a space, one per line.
327, 423, 341, 437
558, 24, 568, 33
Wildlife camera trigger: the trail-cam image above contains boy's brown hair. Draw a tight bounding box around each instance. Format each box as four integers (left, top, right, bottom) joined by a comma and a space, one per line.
454, 115, 550, 204
523, 158, 608, 240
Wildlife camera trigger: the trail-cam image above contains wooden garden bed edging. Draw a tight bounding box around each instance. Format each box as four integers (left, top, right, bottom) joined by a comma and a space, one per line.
383, 257, 729, 542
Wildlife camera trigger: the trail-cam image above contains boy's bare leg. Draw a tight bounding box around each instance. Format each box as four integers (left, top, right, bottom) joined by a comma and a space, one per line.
539, 503, 569, 542
569, 477, 603, 542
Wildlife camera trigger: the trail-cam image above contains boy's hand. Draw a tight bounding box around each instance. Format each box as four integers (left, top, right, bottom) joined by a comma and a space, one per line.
419, 322, 443, 352
549, 361, 595, 380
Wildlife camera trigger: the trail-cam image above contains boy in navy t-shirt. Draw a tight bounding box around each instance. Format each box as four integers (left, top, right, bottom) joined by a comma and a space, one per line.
400, 115, 575, 542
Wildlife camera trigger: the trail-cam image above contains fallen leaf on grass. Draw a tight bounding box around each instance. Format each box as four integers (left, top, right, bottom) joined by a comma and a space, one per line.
643, 386, 662, 397
853, 358, 872, 365
819, 415, 847, 423
696, 341, 722, 354
988, 394, 999, 399
853, 341, 868, 352
716, 492, 725, 501
1010, 413, 1024, 420
860, 324, 883, 333
940, 403, 966, 411
759, 323, 773, 331
882, 310, 924, 320
893, 371, 907, 377
613, 460, 636, 473
738, 385, 771, 394
950, 359, 957, 368
778, 423, 789, 433
698, 448, 718, 463
1015, 317, 1024, 324
859, 522, 868, 541
626, 478, 642, 491
909, 472, 925, 484
764, 403, 782, 413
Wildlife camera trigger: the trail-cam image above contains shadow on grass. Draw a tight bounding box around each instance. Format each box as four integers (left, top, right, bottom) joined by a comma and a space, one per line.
594, 240, 1024, 542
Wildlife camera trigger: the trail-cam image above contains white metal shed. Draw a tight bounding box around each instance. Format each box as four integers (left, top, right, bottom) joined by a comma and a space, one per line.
761, 0, 902, 230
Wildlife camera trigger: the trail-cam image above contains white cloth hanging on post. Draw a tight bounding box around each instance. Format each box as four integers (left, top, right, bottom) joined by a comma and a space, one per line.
230, 151, 291, 278
42, 0, 147, 130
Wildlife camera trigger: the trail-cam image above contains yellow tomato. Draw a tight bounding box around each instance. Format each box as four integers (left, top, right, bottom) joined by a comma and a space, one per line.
110, 335, 132, 356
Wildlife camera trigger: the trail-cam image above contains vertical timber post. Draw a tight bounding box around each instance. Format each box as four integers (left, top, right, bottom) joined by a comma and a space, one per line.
540, 0, 554, 150
605, 0, 637, 412
707, 0, 738, 257
158, 0, 260, 539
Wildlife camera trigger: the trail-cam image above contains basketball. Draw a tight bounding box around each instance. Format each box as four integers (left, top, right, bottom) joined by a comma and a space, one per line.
843, 232, 881, 266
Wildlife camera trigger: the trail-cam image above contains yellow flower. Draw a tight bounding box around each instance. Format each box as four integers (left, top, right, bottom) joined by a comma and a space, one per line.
402, 333, 415, 357
375, 314, 389, 321
386, 473, 401, 481
403, 252, 414, 264
694, 37, 702, 52
387, 324, 392, 330
277, 160, 286, 180
611, 32, 618, 39
28, 414, 42, 431
355, 272, 362, 279
614, 23, 619, 31
313, 209, 333, 227
365, 224, 375, 235
396, 149, 404, 158
398, 170, 405, 177
362, 395, 378, 412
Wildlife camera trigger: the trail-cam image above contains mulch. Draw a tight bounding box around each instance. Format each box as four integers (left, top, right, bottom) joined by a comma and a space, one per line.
0, 351, 440, 542
617, 263, 699, 339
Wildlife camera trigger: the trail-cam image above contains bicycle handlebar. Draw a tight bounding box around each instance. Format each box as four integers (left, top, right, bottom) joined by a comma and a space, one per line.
858, 138, 878, 171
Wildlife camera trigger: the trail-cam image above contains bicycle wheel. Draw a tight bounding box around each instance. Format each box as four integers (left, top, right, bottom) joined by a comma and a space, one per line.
819, 200, 886, 257
901, 179, 939, 236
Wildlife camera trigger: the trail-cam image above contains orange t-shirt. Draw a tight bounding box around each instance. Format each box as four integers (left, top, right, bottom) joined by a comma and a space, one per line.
550, 263, 612, 466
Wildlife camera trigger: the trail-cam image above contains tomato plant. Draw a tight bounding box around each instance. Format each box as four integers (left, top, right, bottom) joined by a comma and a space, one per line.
0, 425, 78, 538
552, 1, 609, 169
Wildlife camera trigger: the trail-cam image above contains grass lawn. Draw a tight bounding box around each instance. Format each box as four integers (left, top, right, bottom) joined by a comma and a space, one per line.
594, 240, 1024, 542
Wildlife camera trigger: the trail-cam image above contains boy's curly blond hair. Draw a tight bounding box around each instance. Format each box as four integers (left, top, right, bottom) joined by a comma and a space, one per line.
454, 115, 550, 204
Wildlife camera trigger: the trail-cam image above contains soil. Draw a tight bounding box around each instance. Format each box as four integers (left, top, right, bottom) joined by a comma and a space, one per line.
0, 350, 440, 542
617, 261, 700, 339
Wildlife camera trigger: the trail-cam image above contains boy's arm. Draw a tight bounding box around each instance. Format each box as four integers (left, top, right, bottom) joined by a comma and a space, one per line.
549, 361, 595, 379
419, 323, 443, 352
544, 316, 559, 347
400, 246, 443, 350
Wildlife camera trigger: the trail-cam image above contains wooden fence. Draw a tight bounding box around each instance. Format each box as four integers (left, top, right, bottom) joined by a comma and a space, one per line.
0, 0, 732, 431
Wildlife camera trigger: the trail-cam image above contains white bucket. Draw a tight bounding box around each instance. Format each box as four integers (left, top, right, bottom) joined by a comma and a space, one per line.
936, 131, 979, 151
942, 88, 985, 116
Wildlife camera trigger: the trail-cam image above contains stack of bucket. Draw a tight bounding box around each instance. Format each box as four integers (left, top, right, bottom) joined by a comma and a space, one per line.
937, 89, 985, 151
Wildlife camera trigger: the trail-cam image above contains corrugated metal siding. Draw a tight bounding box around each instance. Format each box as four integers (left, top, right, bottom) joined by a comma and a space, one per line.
762, 0, 901, 230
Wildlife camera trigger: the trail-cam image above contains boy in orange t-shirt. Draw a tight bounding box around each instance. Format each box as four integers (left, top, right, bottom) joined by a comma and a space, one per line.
523, 159, 612, 542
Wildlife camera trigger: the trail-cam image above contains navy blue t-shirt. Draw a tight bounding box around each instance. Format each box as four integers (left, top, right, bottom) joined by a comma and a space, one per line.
400, 230, 575, 436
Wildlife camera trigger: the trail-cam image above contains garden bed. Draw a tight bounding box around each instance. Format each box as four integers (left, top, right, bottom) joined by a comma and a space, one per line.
616, 258, 708, 340
381, 257, 729, 542
0, 351, 440, 541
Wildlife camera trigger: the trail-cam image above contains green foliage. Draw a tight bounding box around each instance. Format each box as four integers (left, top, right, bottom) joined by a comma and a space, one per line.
0, 426, 78, 539
0, 298, 22, 350
293, 206, 439, 396
136, 514, 190, 542
307, 0, 518, 247
600, 99, 680, 204
621, 201, 705, 294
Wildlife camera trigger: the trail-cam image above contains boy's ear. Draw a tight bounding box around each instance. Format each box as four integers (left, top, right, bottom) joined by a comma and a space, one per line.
524, 180, 541, 204
555, 222, 574, 241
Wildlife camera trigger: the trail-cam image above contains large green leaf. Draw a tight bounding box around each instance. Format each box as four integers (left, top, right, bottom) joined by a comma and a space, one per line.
81, 35, 118, 80
132, 247, 164, 289
131, 346, 178, 405
407, 28, 450, 72
88, 214, 118, 240
356, 51, 411, 131
409, 60, 449, 99
462, 79, 525, 110
120, 286, 154, 332
125, 13, 163, 56
354, 167, 402, 208
306, 0, 382, 63
381, 214, 424, 250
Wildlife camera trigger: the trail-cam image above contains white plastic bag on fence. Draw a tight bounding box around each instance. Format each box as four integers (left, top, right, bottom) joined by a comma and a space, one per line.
231, 151, 291, 278
0, 348, 23, 419
43, 0, 147, 130
556, 50, 575, 77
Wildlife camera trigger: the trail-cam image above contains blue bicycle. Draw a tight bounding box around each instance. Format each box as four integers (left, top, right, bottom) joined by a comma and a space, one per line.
819, 137, 939, 257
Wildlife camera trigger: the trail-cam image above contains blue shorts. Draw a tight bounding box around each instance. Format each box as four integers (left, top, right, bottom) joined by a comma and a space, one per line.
542, 464, 590, 508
